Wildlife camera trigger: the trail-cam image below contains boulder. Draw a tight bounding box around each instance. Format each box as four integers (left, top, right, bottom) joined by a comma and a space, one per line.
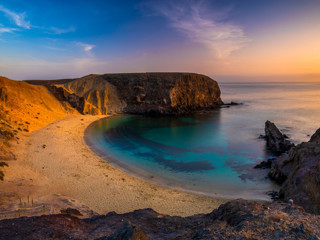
265, 120, 294, 154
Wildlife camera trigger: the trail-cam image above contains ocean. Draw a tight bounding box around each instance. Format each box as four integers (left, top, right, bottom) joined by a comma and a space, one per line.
85, 82, 320, 201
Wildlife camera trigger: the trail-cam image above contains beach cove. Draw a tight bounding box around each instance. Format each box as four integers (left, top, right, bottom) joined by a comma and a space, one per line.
0, 114, 227, 218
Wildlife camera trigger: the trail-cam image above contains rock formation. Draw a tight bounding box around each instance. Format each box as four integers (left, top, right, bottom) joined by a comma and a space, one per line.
269, 128, 320, 214
26, 72, 223, 115
0, 199, 319, 239
265, 120, 294, 154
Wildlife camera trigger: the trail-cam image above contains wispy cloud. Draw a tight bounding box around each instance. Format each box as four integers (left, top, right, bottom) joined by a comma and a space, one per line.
0, 27, 17, 33
76, 42, 95, 55
149, 1, 249, 58
49, 26, 76, 34
0, 5, 31, 29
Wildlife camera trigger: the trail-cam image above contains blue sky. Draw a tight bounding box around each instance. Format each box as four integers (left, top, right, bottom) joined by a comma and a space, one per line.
0, 0, 320, 80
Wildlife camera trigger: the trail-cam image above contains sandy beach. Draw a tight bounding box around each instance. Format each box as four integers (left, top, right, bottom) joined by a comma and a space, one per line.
0, 115, 227, 218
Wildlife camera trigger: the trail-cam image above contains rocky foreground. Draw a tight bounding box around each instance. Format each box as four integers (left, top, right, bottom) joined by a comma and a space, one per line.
257, 120, 320, 216
0, 199, 319, 239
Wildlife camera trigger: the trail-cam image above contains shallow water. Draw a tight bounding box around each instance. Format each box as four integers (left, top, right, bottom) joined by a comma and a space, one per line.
86, 82, 320, 200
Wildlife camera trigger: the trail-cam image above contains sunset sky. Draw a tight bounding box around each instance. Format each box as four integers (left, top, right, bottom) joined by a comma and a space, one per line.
0, 0, 319, 81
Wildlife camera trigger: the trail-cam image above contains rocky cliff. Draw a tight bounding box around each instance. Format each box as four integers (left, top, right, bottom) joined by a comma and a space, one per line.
269, 128, 320, 214
26, 72, 223, 115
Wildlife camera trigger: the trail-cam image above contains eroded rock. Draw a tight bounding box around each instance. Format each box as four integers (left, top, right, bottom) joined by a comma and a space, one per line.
269, 128, 320, 214
265, 120, 294, 154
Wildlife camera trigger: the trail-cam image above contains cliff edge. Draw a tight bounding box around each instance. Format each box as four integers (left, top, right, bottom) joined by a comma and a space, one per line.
26, 72, 223, 115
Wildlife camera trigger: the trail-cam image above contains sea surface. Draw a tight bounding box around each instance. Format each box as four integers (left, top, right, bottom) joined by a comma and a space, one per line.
85, 82, 320, 200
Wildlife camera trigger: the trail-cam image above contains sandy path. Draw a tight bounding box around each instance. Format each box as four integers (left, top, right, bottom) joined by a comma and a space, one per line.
2, 115, 227, 217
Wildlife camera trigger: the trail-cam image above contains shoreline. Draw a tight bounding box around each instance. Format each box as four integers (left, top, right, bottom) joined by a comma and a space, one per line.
0, 114, 227, 218
85, 115, 274, 201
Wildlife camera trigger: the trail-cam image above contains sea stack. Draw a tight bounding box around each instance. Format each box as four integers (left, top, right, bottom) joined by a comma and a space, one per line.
264, 120, 294, 154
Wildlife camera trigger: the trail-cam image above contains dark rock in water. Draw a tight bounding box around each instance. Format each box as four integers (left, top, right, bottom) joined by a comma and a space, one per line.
1, 199, 320, 239
220, 101, 243, 109
254, 157, 276, 169
258, 134, 266, 139
268, 127, 320, 214
222, 101, 243, 107
265, 120, 294, 154
254, 160, 271, 169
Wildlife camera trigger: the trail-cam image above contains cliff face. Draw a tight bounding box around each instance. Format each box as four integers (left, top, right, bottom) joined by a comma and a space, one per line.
55, 75, 126, 115
27, 72, 222, 115
100, 73, 222, 115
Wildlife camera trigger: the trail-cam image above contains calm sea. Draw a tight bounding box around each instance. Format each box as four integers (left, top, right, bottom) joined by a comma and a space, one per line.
85, 82, 320, 201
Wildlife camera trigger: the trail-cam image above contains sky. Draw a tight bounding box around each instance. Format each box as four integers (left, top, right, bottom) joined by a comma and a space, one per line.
0, 0, 319, 81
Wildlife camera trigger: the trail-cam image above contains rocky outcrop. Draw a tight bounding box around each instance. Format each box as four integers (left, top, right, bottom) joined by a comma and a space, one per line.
46, 85, 85, 114
0, 199, 319, 239
269, 128, 320, 214
265, 120, 294, 154
54, 75, 126, 115
27, 73, 223, 115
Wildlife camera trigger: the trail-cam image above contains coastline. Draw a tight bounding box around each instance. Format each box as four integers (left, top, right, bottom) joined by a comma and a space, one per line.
85, 115, 275, 201
0, 115, 227, 218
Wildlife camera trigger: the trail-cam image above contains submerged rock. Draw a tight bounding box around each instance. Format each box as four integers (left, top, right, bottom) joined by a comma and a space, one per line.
269, 127, 320, 214
265, 120, 294, 154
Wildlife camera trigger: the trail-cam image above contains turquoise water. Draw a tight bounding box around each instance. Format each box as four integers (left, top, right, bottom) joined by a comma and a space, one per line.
85, 82, 320, 200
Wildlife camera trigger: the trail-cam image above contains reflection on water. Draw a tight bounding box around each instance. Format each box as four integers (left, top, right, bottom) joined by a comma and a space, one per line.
86, 82, 320, 201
